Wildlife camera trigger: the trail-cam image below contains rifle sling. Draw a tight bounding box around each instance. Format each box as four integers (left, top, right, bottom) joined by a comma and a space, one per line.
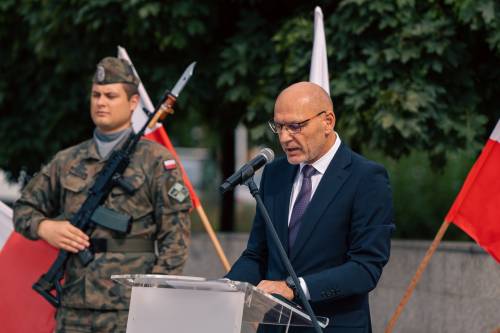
91, 238, 154, 253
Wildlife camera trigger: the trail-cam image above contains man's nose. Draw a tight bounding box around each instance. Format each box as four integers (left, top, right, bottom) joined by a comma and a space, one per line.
279, 129, 293, 144
96, 95, 107, 105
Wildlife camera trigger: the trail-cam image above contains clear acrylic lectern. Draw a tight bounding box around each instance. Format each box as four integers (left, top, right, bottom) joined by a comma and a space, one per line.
112, 274, 329, 333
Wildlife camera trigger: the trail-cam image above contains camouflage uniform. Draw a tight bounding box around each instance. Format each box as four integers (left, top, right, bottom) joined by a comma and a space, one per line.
13, 57, 192, 333
14, 137, 191, 332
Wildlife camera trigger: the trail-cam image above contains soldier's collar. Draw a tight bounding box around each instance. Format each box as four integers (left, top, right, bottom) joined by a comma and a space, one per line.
82, 139, 102, 161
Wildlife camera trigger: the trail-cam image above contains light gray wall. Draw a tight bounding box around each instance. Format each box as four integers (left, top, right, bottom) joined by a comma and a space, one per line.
183, 233, 500, 333
371, 240, 500, 333
183, 232, 248, 279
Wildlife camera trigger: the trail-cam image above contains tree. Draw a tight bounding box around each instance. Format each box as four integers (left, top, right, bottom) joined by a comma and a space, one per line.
1, 0, 499, 231
0, 0, 216, 176
232, 0, 500, 169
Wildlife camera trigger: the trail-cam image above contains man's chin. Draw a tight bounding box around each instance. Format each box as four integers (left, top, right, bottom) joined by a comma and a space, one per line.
95, 123, 116, 133
286, 155, 303, 165
95, 123, 110, 130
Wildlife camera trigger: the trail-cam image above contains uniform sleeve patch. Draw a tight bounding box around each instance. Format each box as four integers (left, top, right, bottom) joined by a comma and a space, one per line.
163, 159, 177, 170
168, 182, 189, 203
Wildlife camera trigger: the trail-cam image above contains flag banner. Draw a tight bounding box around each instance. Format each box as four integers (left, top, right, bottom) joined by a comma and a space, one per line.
0, 201, 14, 251
309, 6, 330, 95
445, 119, 500, 263
0, 231, 57, 332
0, 201, 57, 332
117, 46, 200, 208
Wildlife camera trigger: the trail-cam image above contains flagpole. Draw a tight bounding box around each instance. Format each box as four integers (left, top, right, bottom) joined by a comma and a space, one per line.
118, 46, 231, 272
144, 113, 232, 273
143, 119, 232, 273
196, 205, 231, 271
385, 220, 451, 333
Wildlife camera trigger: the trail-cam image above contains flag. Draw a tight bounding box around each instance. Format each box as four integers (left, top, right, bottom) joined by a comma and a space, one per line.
309, 6, 330, 95
0, 201, 57, 333
118, 46, 201, 208
445, 119, 500, 263
0, 201, 13, 251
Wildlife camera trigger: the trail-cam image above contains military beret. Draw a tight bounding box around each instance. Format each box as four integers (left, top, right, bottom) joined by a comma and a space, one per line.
93, 57, 140, 87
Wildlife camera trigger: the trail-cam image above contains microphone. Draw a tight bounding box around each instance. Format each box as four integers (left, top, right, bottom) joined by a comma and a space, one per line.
220, 148, 274, 194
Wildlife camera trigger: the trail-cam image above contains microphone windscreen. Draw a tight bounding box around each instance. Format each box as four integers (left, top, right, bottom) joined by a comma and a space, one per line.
260, 148, 275, 163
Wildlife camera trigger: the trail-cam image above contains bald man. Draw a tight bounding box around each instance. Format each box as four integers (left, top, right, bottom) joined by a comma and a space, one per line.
227, 82, 394, 333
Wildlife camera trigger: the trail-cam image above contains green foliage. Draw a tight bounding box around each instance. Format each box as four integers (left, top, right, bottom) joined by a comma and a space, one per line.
0, 0, 499, 237
327, 0, 499, 168
227, 0, 499, 170
0, 0, 215, 178
366, 148, 476, 241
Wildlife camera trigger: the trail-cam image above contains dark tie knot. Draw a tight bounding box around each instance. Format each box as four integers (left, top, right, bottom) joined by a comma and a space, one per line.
302, 165, 316, 179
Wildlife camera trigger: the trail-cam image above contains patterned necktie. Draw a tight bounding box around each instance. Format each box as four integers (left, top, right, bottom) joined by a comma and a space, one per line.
288, 165, 316, 251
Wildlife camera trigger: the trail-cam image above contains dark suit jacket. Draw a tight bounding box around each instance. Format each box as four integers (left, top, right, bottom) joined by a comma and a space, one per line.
227, 143, 395, 333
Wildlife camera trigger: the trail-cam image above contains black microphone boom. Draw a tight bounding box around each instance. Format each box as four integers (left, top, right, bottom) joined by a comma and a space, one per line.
220, 148, 274, 194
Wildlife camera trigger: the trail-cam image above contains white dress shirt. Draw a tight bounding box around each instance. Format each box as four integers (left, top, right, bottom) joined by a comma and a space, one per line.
287, 133, 341, 300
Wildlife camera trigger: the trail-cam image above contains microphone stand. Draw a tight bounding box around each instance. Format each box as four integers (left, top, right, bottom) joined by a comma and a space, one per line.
245, 177, 323, 333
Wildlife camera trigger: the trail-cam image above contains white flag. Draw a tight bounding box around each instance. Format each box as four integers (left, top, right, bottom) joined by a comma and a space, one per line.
0, 201, 14, 251
309, 6, 330, 95
117, 46, 158, 134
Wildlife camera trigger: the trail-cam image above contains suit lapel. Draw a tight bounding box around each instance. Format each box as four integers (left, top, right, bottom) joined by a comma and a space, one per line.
290, 143, 352, 261
273, 163, 298, 254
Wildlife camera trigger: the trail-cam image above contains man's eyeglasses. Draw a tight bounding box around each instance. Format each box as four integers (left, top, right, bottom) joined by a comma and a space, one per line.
268, 111, 326, 134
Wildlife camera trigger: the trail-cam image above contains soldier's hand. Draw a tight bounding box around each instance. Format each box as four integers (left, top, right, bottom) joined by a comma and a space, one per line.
37, 220, 90, 253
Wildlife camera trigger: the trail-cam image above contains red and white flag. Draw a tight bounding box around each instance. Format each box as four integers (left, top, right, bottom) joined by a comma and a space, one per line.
445, 119, 500, 263
118, 46, 201, 208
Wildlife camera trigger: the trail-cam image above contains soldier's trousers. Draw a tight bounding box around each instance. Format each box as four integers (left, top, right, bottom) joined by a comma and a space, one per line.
55, 307, 128, 333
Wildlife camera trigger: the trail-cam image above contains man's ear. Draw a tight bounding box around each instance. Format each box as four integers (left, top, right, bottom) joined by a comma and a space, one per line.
324, 112, 335, 132
129, 94, 140, 112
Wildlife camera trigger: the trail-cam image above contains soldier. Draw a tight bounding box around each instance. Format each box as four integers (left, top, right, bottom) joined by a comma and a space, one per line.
14, 57, 192, 333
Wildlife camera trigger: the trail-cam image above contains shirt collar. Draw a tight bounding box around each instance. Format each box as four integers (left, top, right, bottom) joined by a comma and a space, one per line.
299, 132, 341, 175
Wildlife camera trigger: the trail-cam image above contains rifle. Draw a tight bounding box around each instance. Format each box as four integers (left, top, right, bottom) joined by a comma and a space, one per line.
32, 62, 196, 307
